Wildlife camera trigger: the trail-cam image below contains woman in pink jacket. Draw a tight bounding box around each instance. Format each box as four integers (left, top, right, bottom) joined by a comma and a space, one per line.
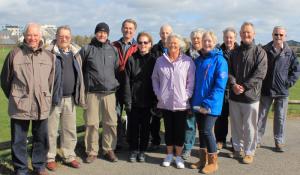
152, 33, 195, 169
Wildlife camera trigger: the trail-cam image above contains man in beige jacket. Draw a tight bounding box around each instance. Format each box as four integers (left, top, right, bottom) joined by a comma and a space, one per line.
1, 23, 55, 175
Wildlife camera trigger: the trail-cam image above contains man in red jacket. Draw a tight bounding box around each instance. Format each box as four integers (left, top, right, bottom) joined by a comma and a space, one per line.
112, 19, 138, 151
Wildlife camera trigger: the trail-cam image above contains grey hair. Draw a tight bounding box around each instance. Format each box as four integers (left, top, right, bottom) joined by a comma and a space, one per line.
160, 24, 173, 33
56, 25, 72, 36
190, 28, 205, 40
23, 22, 42, 36
273, 26, 286, 33
240, 21, 255, 32
223, 27, 237, 37
166, 33, 185, 50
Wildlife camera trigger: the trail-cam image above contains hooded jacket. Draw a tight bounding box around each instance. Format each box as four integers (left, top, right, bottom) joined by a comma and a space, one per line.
191, 48, 228, 116
47, 40, 86, 107
1, 41, 55, 120
261, 41, 300, 97
80, 38, 119, 93
228, 41, 268, 103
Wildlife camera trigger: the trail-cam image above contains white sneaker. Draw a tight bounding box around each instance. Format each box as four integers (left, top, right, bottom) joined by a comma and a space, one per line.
175, 156, 185, 169
162, 154, 173, 167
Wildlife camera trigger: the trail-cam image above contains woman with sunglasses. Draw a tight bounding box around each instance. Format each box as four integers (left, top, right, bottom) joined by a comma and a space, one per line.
152, 33, 195, 169
124, 32, 156, 163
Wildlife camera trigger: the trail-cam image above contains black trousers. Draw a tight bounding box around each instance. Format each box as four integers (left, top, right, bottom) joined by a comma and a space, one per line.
127, 107, 151, 152
150, 115, 161, 145
11, 118, 49, 175
214, 101, 229, 143
162, 110, 187, 147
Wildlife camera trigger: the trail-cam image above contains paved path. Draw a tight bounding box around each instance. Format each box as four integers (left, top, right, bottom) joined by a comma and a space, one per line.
51, 118, 300, 175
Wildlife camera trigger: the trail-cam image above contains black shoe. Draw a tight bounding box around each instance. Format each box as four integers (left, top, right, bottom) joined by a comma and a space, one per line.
137, 152, 146, 162
129, 151, 138, 162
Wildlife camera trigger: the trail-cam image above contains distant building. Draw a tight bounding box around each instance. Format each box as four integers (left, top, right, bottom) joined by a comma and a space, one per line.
4, 25, 22, 36
41, 25, 57, 45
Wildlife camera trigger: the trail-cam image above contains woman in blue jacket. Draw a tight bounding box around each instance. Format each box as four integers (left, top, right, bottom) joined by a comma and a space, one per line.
191, 31, 228, 174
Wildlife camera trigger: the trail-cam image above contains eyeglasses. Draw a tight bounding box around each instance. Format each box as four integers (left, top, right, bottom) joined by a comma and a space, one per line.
138, 41, 150, 45
274, 33, 284, 37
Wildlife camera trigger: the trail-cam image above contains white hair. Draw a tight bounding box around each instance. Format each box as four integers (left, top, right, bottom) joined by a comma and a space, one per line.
23, 22, 42, 36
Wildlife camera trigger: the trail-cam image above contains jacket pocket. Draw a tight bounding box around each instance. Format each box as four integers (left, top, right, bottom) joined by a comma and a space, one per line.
10, 90, 30, 112
40, 91, 52, 113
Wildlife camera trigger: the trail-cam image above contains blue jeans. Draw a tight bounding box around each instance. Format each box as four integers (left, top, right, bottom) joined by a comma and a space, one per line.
196, 113, 217, 153
183, 113, 196, 152
257, 96, 288, 145
11, 119, 49, 175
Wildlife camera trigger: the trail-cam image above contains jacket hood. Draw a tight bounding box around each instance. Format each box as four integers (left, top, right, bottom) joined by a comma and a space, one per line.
21, 40, 44, 53
200, 48, 223, 58
90, 37, 110, 47
240, 40, 256, 49
47, 39, 81, 55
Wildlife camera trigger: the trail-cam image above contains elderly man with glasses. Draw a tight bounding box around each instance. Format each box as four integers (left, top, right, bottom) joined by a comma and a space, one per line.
257, 26, 300, 152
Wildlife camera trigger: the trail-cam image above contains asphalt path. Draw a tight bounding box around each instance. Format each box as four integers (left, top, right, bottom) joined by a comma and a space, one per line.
51, 118, 300, 175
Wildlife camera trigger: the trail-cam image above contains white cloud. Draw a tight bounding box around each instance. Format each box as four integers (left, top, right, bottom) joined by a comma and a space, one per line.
0, 0, 299, 44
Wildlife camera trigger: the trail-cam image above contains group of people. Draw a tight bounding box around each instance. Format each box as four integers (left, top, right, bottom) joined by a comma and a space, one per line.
1, 19, 299, 175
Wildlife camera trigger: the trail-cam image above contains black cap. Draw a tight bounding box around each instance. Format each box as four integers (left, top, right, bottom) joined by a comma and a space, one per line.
94, 22, 109, 35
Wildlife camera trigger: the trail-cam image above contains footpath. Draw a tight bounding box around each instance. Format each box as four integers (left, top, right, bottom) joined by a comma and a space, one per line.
51, 118, 300, 175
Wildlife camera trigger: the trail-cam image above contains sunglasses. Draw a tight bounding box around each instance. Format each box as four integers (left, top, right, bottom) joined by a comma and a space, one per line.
274, 33, 284, 37
138, 41, 150, 45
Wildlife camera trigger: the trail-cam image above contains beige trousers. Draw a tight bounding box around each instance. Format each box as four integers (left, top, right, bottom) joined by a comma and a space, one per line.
47, 97, 77, 162
84, 93, 117, 156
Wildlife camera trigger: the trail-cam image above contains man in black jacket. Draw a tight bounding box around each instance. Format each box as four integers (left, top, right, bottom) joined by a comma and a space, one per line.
81, 22, 119, 163
257, 26, 300, 152
228, 22, 267, 164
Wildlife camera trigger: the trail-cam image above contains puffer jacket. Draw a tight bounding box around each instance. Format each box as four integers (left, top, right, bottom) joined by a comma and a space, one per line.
1, 41, 56, 120
261, 41, 300, 97
80, 38, 119, 93
228, 41, 268, 103
191, 48, 228, 116
123, 51, 156, 109
47, 40, 86, 107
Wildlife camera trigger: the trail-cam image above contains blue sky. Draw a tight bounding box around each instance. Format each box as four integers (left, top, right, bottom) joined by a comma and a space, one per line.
0, 0, 299, 44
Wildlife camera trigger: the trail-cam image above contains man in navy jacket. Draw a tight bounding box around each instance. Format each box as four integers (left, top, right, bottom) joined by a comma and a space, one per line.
257, 26, 300, 152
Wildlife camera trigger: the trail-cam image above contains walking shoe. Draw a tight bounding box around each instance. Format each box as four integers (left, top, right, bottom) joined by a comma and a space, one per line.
129, 151, 138, 162
85, 155, 97, 163
275, 144, 285, 152
175, 156, 185, 169
46, 161, 57, 171
104, 150, 118, 162
162, 154, 173, 167
137, 152, 146, 162
256, 143, 261, 148
67, 160, 80, 168
242, 155, 254, 164
182, 150, 191, 160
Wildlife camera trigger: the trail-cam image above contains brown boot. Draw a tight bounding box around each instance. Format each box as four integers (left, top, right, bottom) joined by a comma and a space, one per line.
202, 153, 218, 174
190, 148, 207, 169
